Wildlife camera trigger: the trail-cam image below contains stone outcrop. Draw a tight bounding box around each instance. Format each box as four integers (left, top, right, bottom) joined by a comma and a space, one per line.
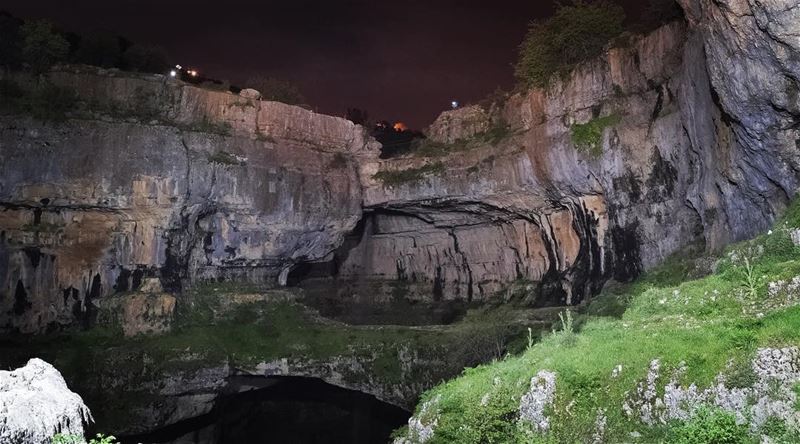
0, 67, 378, 333
426, 105, 492, 144
0, 358, 92, 444
97, 278, 176, 337
340, 0, 799, 306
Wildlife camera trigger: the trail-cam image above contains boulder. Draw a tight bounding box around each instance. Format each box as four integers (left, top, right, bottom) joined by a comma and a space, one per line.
239, 88, 261, 100
0, 359, 91, 444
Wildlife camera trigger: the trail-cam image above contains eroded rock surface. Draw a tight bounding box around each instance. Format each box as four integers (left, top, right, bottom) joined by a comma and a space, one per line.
350, 1, 799, 306
0, 68, 377, 333
2, 0, 799, 329
0, 358, 91, 444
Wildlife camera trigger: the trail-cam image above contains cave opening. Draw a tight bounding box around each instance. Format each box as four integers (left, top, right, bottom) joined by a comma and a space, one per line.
284, 211, 469, 326
117, 376, 411, 444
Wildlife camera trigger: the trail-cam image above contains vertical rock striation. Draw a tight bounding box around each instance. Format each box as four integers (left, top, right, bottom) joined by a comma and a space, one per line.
353, 3, 800, 305
1, 0, 799, 331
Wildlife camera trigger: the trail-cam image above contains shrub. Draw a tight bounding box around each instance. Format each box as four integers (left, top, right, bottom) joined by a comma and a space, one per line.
515, 1, 625, 88
0, 13, 23, 69
74, 32, 122, 68
52, 435, 83, 444
723, 356, 757, 389
20, 20, 69, 74
411, 138, 467, 158
52, 433, 118, 444
245, 76, 305, 105
478, 87, 509, 112
759, 416, 800, 442
670, 407, 752, 444
639, 0, 684, 32
410, 120, 512, 158
570, 113, 621, 157
372, 162, 445, 186
552, 310, 578, 347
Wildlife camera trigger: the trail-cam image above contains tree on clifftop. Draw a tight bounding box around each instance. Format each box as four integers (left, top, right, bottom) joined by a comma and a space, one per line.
74, 31, 122, 68
0, 12, 23, 70
515, 0, 625, 88
20, 19, 69, 74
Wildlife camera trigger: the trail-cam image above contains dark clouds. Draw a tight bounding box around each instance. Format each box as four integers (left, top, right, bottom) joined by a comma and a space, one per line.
4, 0, 642, 127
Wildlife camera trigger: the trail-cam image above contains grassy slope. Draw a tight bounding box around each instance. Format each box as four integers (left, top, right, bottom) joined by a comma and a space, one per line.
398, 201, 800, 443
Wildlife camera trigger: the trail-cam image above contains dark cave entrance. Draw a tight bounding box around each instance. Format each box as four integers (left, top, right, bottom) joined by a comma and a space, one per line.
118, 376, 411, 444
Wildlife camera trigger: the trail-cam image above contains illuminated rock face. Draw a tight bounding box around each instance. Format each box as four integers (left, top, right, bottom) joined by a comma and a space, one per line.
0, 71, 378, 333
1, 0, 799, 332
351, 5, 799, 305
0, 358, 92, 444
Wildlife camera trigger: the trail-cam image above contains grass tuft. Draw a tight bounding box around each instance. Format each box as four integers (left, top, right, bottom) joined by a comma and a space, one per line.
570, 113, 622, 157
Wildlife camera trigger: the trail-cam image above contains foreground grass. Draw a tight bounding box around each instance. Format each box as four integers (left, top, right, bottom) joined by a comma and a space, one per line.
398, 201, 800, 443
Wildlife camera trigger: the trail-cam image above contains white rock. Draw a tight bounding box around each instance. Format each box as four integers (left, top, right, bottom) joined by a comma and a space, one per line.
519, 370, 557, 433
0, 358, 92, 444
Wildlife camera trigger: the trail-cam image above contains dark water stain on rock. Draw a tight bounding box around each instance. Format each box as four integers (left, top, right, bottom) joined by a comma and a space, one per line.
610, 221, 642, 282
646, 148, 678, 200
13, 280, 31, 315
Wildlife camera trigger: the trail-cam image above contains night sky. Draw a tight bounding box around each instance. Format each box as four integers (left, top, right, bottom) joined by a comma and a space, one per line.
4, 1, 645, 128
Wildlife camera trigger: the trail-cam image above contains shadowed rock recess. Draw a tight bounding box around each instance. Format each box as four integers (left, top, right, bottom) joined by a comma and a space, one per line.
1, 0, 799, 441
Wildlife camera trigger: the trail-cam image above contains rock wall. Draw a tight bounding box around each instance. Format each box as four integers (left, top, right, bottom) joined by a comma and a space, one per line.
0, 358, 92, 444
0, 68, 378, 333
347, 4, 799, 305
2, 0, 799, 331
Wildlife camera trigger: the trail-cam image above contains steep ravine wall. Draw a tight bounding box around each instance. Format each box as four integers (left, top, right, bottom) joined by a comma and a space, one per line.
0, 68, 378, 333
344, 3, 799, 306
2, 0, 799, 334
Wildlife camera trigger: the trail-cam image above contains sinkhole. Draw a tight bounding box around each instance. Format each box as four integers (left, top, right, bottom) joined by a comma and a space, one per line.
118, 376, 411, 444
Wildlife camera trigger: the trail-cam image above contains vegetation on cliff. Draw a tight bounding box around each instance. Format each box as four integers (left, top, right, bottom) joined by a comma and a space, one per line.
571, 113, 622, 157
0, 14, 169, 74
515, 1, 625, 88
373, 162, 446, 186
395, 199, 800, 443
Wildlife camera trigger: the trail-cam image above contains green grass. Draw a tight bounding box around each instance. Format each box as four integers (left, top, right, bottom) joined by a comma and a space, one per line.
412, 121, 514, 158
397, 199, 800, 443
373, 162, 445, 186
570, 113, 622, 157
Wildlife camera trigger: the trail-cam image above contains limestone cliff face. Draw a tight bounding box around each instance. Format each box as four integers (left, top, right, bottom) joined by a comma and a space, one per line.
1, 0, 799, 333
0, 68, 378, 333
344, 2, 800, 306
